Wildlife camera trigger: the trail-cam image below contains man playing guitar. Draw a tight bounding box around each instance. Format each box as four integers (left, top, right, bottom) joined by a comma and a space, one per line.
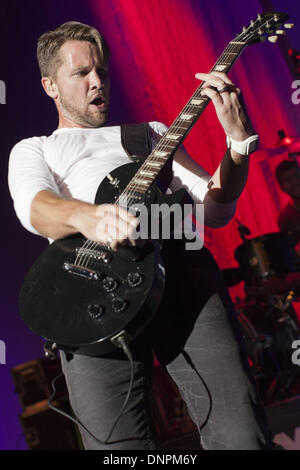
8, 21, 273, 450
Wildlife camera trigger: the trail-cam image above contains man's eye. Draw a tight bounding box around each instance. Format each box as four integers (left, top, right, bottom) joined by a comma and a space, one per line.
76, 71, 88, 76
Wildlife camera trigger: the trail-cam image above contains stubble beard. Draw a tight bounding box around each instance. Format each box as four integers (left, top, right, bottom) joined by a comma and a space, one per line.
59, 94, 109, 128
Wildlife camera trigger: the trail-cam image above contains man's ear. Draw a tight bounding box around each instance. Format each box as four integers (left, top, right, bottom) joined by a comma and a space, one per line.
41, 76, 58, 99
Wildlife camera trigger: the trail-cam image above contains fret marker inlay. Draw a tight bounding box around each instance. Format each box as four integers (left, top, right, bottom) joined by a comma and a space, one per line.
215, 65, 227, 71
166, 134, 180, 140
133, 178, 149, 186
191, 99, 204, 105
180, 114, 194, 120
147, 162, 162, 168
154, 151, 168, 157
140, 170, 155, 177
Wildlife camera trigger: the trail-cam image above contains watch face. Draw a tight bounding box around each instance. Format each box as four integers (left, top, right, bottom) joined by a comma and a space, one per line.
248, 139, 258, 154
227, 135, 259, 154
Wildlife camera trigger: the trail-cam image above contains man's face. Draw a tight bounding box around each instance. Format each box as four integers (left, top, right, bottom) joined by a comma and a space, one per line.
53, 40, 110, 128
279, 166, 300, 199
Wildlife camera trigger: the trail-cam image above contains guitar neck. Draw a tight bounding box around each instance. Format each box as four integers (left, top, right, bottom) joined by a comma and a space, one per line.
120, 40, 246, 199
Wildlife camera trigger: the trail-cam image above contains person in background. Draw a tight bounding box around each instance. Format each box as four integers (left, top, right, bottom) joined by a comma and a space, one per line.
276, 159, 300, 255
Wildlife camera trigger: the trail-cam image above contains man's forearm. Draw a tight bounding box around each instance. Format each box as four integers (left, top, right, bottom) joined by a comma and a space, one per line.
207, 149, 249, 203
30, 190, 96, 239
30, 190, 139, 249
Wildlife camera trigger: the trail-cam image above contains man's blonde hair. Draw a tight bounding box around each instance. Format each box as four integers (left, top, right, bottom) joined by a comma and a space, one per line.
37, 21, 110, 78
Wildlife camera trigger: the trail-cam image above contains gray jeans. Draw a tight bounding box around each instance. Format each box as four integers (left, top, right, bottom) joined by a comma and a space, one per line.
60, 244, 273, 450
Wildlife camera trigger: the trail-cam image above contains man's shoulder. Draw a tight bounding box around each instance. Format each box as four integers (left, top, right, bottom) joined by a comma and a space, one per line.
9, 135, 49, 162
11, 135, 47, 152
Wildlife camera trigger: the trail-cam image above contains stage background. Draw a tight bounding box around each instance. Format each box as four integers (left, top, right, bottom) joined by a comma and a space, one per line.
1, 0, 300, 449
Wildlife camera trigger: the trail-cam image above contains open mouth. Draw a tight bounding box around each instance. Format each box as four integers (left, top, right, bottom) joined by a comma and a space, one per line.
89, 96, 105, 109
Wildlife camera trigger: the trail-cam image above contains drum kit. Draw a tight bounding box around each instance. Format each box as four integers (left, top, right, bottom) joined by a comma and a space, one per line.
223, 226, 300, 404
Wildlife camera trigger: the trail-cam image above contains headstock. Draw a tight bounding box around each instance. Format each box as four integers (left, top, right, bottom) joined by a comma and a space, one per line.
235, 12, 294, 45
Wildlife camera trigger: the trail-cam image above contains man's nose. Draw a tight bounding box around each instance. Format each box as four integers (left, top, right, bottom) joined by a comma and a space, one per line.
89, 69, 103, 89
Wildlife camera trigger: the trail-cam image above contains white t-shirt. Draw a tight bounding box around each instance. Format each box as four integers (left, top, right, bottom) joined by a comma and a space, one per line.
8, 121, 237, 241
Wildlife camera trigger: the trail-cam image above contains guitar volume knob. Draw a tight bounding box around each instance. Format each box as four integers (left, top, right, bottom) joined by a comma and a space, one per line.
111, 298, 127, 313
87, 304, 104, 320
127, 272, 143, 287
102, 277, 118, 292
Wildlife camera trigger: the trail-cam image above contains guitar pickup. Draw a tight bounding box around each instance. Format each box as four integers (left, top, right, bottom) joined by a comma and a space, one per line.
75, 247, 112, 263
63, 262, 101, 281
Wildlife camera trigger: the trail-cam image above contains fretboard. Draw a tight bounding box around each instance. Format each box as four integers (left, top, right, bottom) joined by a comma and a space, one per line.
118, 40, 246, 200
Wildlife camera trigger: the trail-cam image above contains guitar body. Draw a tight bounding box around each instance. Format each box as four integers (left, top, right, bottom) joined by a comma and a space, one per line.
19, 162, 189, 356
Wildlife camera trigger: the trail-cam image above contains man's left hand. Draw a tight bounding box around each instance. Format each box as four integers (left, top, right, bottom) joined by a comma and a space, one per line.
195, 71, 254, 142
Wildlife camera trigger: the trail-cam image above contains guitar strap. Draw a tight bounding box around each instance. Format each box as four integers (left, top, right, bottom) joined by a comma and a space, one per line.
121, 122, 152, 162
120, 122, 173, 192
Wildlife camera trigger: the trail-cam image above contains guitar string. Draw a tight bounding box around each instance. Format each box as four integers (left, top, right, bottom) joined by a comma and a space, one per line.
115, 17, 269, 207
113, 39, 245, 202
82, 13, 268, 234
76, 19, 268, 269
76, 39, 244, 268
77, 67, 233, 266
76, 38, 245, 268
75, 18, 272, 267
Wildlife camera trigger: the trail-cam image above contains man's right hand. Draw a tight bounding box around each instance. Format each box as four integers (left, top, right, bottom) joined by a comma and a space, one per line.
31, 190, 139, 249
74, 203, 140, 250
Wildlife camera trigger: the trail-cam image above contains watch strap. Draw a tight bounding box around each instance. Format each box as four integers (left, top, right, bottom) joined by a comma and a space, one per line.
226, 134, 259, 155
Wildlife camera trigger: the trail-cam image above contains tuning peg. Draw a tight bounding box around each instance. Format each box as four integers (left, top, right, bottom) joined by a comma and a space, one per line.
268, 36, 278, 43
257, 13, 262, 21
276, 30, 286, 35
284, 23, 294, 29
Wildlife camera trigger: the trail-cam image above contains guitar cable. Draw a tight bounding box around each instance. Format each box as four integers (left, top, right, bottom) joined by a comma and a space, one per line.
181, 349, 213, 431
48, 335, 135, 446
47, 339, 212, 446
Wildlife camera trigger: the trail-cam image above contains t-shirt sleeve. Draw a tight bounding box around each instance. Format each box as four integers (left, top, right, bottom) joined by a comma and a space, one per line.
149, 121, 238, 228
8, 137, 61, 235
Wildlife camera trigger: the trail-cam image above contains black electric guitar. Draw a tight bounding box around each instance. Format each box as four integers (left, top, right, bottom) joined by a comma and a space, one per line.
19, 13, 291, 356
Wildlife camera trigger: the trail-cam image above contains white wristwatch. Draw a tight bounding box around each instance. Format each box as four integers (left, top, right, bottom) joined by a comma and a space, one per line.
226, 134, 259, 156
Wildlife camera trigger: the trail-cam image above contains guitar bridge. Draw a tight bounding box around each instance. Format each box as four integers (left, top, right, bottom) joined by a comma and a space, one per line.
63, 262, 100, 281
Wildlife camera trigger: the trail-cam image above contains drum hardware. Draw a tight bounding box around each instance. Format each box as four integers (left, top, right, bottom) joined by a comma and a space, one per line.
269, 293, 300, 348
264, 370, 299, 404
271, 290, 296, 310
226, 228, 300, 403
234, 232, 300, 287
235, 292, 300, 404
